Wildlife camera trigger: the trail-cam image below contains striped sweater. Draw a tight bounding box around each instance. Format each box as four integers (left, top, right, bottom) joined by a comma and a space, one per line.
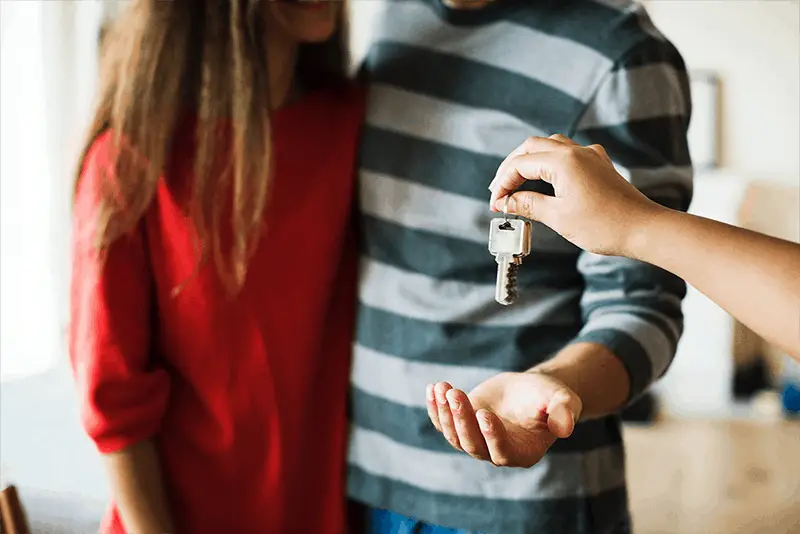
348, 1, 693, 533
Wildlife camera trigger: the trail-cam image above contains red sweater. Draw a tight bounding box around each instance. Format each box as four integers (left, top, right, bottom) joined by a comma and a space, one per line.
69, 87, 363, 534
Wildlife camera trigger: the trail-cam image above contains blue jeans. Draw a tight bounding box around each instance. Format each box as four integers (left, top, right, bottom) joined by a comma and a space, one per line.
359, 506, 483, 534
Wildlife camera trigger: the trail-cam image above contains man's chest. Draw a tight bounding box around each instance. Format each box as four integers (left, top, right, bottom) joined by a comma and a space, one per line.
361, 1, 612, 135
357, 87, 576, 269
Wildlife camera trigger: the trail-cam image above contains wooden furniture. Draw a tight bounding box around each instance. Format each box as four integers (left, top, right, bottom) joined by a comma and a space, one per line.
0, 485, 30, 534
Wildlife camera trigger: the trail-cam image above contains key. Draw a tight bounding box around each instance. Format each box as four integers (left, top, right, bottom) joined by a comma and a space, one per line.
488, 217, 532, 306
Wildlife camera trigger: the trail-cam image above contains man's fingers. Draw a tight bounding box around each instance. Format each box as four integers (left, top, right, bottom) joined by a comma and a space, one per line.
476, 409, 516, 467
546, 389, 582, 439
492, 191, 555, 224
426, 384, 442, 432
435, 382, 461, 450
446, 389, 490, 461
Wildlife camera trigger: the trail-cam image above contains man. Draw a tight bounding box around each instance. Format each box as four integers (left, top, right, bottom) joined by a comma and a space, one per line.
348, 0, 693, 532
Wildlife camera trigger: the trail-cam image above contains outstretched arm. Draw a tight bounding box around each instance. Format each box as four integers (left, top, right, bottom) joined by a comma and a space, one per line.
490, 135, 800, 360
631, 203, 800, 359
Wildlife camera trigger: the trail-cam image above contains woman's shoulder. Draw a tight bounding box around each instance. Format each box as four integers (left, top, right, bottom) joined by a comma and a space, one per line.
75, 130, 122, 209
79, 129, 116, 178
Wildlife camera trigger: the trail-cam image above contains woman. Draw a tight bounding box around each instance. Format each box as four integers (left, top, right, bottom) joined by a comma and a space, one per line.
69, 1, 361, 533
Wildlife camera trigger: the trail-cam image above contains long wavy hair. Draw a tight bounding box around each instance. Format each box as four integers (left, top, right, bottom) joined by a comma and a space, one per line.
79, 0, 348, 292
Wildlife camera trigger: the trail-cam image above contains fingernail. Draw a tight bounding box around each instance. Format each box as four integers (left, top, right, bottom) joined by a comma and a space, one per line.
448, 395, 461, 412
494, 196, 516, 212
426, 384, 434, 401
436, 389, 448, 405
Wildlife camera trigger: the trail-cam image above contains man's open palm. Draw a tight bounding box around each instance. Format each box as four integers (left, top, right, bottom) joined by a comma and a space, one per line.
426, 372, 583, 468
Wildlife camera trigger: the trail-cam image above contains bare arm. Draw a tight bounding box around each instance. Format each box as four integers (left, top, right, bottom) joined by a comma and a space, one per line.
631, 209, 800, 359
104, 440, 175, 534
491, 135, 800, 361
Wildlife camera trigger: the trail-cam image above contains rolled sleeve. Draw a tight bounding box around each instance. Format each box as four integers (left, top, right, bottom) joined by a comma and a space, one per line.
69, 133, 170, 454
573, 254, 686, 401
569, 36, 693, 401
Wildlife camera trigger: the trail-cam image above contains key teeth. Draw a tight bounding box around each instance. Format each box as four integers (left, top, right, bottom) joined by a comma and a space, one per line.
493, 255, 524, 306
504, 262, 519, 303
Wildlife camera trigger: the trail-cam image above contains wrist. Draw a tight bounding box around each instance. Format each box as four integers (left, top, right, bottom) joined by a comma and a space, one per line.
622, 202, 672, 262
529, 342, 630, 420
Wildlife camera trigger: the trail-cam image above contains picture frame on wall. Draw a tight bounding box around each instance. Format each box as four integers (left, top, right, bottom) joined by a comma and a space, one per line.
687, 70, 721, 170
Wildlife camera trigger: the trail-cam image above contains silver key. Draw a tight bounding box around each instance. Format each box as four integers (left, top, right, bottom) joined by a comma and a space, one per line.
488, 217, 532, 306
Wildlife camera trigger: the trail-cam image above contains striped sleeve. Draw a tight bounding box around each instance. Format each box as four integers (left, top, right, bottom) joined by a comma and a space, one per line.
569, 37, 693, 401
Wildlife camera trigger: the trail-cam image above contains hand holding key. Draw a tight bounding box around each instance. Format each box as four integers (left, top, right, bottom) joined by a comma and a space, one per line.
426, 373, 581, 468
488, 134, 665, 258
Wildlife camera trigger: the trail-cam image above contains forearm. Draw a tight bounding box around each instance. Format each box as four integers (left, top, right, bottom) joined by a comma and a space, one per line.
631, 208, 800, 359
104, 440, 175, 534
530, 342, 630, 420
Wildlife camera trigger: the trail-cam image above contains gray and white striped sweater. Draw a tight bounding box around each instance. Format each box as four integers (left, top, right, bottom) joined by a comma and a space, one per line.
348, 1, 693, 532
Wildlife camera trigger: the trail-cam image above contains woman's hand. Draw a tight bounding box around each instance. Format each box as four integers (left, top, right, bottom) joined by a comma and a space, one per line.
488, 134, 665, 257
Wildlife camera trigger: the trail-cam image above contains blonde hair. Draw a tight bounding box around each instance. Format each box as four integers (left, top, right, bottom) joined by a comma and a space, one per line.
78, 0, 347, 292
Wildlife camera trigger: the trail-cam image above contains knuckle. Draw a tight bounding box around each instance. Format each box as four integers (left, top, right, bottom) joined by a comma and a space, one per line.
517, 194, 535, 212
588, 143, 611, 161
521, 136, 539, 151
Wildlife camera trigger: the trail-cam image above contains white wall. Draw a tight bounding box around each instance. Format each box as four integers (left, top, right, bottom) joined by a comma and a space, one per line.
646, 0, 800, 242
647, 0, 799, 186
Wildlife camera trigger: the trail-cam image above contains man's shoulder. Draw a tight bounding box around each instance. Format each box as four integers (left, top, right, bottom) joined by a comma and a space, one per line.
511, 0, 672, 63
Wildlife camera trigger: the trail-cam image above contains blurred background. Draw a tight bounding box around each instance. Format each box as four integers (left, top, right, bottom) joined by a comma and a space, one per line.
1, 1, 798, 532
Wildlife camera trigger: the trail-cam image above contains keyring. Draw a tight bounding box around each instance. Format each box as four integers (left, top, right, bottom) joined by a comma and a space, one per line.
503, 194, 511, 223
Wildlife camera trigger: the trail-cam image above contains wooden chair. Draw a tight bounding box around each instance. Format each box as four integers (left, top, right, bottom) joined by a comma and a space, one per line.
0, 485, 30, 534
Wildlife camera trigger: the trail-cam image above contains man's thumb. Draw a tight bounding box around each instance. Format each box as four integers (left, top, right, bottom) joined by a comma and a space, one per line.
494, 192, 553, 224
546, 389, 582, 439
